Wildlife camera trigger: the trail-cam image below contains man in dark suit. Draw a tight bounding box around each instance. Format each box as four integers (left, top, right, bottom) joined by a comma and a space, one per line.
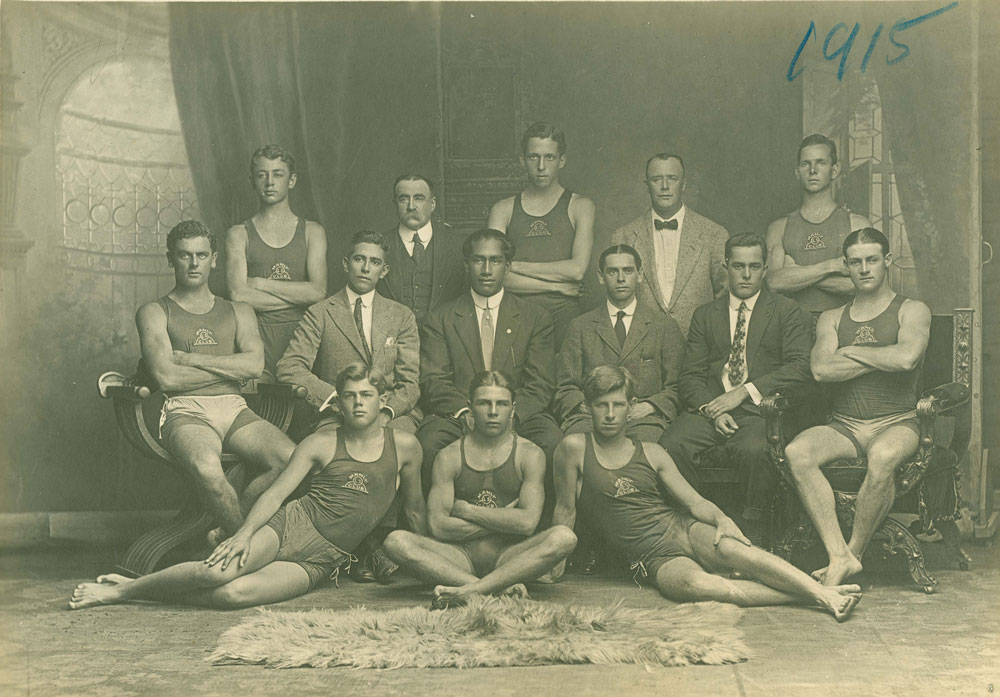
556, 243, 686, 443
377, 174, 468, 326
659, 233, 813, 544
610, 153, 729, 333
418, 228, 563, 500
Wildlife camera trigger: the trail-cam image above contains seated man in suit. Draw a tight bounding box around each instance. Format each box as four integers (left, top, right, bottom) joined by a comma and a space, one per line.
659, 233, 813, 545
785, 228, 930, 587
557, 243, 686, 443
376, 174, 467, 326
610, 152, 729, 333
385, 371, 576, 608
418, 228, 563, 503
277, 230, 420, 433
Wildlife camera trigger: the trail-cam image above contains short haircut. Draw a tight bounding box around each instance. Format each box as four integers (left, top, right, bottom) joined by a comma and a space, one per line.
167, 220, 216, 255
725, 233, 767, 263
468, 370, 515, 402
797, 134, 838, 166
393, 173, 436, 197
521, 121, 566, 156
250, 144, 296, 175
842, 227, 889, 258
462, 228, 515, 262
598, 244, 642, 271
348, 229, 390, 255
583, 365, 636, 404
645, 152, 685, 179
335, 362, 388, 396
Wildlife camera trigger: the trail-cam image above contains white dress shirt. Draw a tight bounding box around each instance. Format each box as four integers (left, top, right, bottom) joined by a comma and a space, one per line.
607, 297, 638, 335
471, 287, 504, 345
722, 290, 763, 405
345, 286, 376, 348
398, 221, 433, 256
651, 204, 686, 307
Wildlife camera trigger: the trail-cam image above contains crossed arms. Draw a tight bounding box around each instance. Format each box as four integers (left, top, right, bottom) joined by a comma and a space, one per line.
225, 222, 327, 310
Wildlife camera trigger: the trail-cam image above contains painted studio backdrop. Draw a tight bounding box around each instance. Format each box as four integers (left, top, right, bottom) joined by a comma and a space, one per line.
0, 2, 992, 525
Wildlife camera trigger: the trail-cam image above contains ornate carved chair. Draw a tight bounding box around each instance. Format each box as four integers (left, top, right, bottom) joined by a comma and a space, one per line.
762, 310, 974, 593
97, 369, 304, 576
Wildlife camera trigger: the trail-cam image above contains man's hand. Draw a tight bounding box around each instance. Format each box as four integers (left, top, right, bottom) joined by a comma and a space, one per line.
557, 283, 584, 298
205, 530, 253, 571
246, 277, 265, 290
713, 413, 739, 436
783, 254, 798, 267
714, 516, 752, 547
629, 401, 656, 422
836, 345, 864, 361
702, 386, 748, 419
172, 350, 192, 366
824, 257, 849, 276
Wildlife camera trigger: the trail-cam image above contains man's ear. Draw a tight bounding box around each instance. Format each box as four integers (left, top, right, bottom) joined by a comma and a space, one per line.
288, 172, 298, 189
380, 392, 389, 408
379, 263, 390, 280
342, 256, 350, 273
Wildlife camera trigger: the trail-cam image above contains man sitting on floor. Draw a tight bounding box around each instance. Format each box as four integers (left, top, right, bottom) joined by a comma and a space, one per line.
136, 220, 294, 539
385, 370, 576, 608
785, 227, 931, 586
69, 364, 426, 610
551, 365, 861, 621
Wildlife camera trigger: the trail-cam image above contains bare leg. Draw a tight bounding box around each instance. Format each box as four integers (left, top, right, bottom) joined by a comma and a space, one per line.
847, 426, 918, 564
383, 530, 479, 587
432, 526, 577, 607
227, 420, 295, 517
167, 423, 243, 535
685, 522, 861, 621
787, 426, 862, 585
69, 526, 280, 609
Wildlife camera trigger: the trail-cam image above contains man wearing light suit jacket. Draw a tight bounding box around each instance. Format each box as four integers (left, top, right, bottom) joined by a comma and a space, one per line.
659, 233, 813, 544
277, 230, 421, 433
610, 152, 729, 333
376, 174, 468, 326
418, 229, 563, 502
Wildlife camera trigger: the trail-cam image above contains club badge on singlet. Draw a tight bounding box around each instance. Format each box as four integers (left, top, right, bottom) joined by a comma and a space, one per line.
342, 472, 370, 494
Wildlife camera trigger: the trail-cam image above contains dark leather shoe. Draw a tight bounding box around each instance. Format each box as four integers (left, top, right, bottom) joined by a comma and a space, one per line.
349, 554, 377, 583
370, 546, 399, 584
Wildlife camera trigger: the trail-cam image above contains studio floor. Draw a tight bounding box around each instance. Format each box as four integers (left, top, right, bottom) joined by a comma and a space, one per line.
1, 536, 997, 697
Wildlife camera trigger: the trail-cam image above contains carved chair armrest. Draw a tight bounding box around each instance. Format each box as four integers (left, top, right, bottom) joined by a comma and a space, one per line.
239, 380, 308, 433
897, 382, 971, 495
97, 371, 170, 463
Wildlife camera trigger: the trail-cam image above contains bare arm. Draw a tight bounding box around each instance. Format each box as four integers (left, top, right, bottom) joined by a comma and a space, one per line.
225, 225, 295, 311
136, 302, 228, 393
810, 308, 874, 382
174, 302, 264, 381
764, 218, 847, 294
426, 447, 490, 541
395, 432, 428, 536
838, 299, 931, 372
549, 436, 585, 581
487, 197, 514, 233
452, 440, 545, 536
504, 273, 582, 296
510, 195, 595, 283
247, 222, 328, 305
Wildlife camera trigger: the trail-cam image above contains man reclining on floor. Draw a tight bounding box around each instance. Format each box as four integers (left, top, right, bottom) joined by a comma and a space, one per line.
384, 370, 577, 608
551, 365, 861, 622
69, 364, 425, 610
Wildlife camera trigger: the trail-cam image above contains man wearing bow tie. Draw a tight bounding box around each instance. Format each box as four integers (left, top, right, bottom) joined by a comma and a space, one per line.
610, 153, 729, 333
657, 234, 812, 545
376, 174, 468, 326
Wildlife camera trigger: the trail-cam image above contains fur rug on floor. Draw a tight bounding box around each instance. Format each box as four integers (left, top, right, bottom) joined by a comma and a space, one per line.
209, 596, 749, 669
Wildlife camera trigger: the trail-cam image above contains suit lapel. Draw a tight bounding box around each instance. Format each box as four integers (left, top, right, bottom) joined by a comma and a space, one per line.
593, 308, 621, 355
328, 290, 367, 358
620, 309, 650, 360
429, 221, 445, 307
492, 295, 520, 373
745, 291, 774, 372
636, 213, 669, 315
713, 295, 732, 356
370, 294, 390, 364
453, 294, 484, 371
669, 213, 702, 308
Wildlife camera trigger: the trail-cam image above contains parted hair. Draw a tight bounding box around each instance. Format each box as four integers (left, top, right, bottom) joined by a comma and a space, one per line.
462, 228, 516, 262
583, 365, 637, 404
521, 121, 567, 155
348, 229, 390, 255
797, 134, 838, 166
599, 244, 642, 271
843, 227, 890, 257
724, 233, 767, 263
393, 173, 436, 197
468, 370, 515, 401
645, 152, 686, 179
250, 144, 296, 174
335, 363, 389, 396
167, 220, 216, 255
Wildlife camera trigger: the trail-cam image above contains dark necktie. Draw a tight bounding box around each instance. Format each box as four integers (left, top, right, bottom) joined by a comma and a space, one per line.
726, 301, 748, 386
411, 234, 425, 263
654, 218, 679, 230
614, 310, 627, 347
354, 297, 372, 364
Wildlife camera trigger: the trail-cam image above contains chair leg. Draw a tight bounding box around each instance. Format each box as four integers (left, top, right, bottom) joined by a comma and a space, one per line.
775, 514, 816, 562
935, 518, 972, 571
879, 517, 937, 594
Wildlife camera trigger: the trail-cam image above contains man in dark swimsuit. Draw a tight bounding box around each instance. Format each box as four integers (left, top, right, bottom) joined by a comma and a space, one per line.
386, 371, 576, 608
487, 122, 595, 348
226, 144, 327, 377
785, 228, 930, 587
135, 220, 294, 538
69, 364, 426, 610
765, 134, 872, 313
551, 365, 862, 621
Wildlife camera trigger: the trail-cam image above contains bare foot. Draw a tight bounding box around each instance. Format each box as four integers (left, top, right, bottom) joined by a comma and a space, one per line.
499, 583, 530, 600
821, 555, 863, 586
431, 585, 477, 610
815, 584, 863, 622
68, 574, 131, 610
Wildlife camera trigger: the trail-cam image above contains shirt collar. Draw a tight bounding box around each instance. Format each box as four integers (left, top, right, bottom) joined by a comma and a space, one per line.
652, 204, 687, 228
607, 297, 638, 319
471, 287, 504, 310
346, 286, 377, 308
729, 289, 761, 312
399, 220, 433, 244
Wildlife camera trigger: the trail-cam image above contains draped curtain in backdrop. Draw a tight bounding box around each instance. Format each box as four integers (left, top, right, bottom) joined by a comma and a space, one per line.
168, 2, 443, 292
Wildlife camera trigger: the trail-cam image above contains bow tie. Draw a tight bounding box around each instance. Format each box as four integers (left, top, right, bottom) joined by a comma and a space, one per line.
654, 218, 679, 231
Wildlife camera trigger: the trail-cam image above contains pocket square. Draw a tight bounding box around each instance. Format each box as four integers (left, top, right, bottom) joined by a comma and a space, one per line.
385, 336, 396, 346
